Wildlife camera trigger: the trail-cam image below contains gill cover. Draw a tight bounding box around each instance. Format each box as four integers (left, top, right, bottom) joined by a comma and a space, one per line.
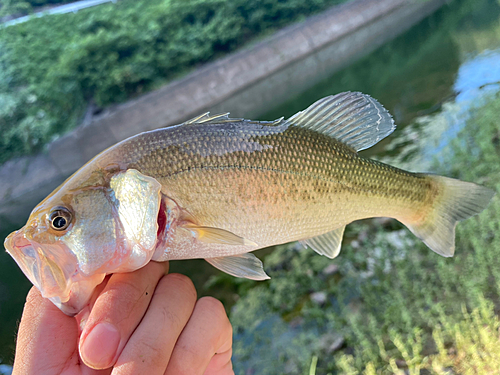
62, 169, 162, 275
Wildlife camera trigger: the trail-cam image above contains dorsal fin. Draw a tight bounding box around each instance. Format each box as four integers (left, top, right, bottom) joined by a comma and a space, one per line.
184, 112, 234, 124
184, 112, 285, 126
286, 92, 395, 152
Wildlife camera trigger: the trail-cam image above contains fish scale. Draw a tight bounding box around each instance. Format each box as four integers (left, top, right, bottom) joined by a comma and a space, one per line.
98, 121, 436, 260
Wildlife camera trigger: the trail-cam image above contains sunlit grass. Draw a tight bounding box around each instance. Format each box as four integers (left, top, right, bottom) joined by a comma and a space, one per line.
337, 296, 500, 374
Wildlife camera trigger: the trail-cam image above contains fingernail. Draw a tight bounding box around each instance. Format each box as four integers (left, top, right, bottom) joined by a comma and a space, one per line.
80, 322, 120, 369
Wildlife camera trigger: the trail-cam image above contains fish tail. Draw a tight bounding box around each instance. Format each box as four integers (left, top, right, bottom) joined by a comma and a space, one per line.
404, 175, 494, 257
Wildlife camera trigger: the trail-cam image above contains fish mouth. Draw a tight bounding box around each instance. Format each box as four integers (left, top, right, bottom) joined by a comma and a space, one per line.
5, 230, 72, 303
5, 230, 105, 316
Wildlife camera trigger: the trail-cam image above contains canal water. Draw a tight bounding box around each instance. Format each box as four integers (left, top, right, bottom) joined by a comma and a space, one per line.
1, 0, 500, 369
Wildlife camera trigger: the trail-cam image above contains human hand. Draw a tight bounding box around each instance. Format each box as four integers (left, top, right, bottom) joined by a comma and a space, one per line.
12, 261, 233, 375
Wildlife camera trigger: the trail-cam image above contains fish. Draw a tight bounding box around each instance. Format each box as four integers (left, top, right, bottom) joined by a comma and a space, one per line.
4, 92, 494, 316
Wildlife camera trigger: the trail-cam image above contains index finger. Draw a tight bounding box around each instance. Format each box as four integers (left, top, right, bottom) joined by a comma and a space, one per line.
79, 261, 170, 369
111, 273, 198, 375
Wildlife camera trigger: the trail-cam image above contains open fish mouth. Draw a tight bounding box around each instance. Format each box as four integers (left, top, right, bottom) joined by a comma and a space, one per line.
5, 230, 106, 316
5, 230, 71, 301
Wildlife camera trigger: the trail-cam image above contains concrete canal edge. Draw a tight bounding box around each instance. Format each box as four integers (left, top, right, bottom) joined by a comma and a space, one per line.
0, 0, 447, 228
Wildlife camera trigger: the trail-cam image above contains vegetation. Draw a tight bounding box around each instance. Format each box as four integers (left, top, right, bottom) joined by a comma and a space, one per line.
228, 93, 500, 374
24, 0, 72, 5
0, 0, 73, 18
0, 0, 347, 165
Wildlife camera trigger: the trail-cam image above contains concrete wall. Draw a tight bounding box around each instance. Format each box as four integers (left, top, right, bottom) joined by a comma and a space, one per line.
0, 0, 446, 228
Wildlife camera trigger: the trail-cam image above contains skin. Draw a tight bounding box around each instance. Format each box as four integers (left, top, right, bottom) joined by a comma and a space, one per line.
12, 261, 234, 375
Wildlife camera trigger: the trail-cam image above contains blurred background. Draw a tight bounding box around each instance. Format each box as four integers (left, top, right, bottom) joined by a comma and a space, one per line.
1, 0, 500, 373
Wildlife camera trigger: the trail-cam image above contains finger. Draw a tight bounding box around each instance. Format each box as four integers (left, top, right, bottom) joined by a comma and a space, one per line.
164, 297, 233, 375
79, 261, 169, 369
13, 287, 107, 375
203, 348, 233, 375
111, 273, 197, 375
76, 275, 111, 334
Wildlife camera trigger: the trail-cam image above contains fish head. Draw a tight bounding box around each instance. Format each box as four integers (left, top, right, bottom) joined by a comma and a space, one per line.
5, 188, 118, 315
5, 168, 163, 316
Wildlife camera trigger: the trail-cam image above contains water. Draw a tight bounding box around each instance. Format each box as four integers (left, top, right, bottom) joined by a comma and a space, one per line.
384, 47, 500, 172
1, 0, 500, 368
260, 0, 500, 159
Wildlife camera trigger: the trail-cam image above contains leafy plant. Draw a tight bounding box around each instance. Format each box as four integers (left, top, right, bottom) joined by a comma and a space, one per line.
0, 0, 346, 164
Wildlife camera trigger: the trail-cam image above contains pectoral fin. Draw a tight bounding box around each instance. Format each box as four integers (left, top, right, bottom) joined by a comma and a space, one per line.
182, 224, 258, 246
300, 226, 346, 259
206, 253, 270, 280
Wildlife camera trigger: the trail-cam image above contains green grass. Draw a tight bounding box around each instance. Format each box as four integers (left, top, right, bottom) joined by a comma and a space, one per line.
228, 93, 500, 374
0, 0, 348, 165
0, 0, 74, 18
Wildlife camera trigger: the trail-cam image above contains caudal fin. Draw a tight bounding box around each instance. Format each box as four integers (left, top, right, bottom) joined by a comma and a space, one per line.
405, 175, 494, 257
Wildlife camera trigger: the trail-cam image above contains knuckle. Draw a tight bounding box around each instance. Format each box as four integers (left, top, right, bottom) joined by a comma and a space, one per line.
127, 338, 167, 371
160, 304, 183, 331
140, 339, 164, 359
108, 278, 145, 305
107, 262, 165, 302
218, 360, 234, 375
198, 297, 231, 330
197, 296, 226, 317
142, 260, 169, 278
163, 273, 197, 300
91, 277, 150, 325
176, 366, 201, 375
196, 297, 233, 347
166, 344, 206, 375
225, 318, 233, 338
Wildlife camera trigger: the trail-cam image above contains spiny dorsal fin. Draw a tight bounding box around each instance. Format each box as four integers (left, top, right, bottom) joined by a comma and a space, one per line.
184, 112, 234, 124
287, 92, 395, 152
184, 112, 284, 126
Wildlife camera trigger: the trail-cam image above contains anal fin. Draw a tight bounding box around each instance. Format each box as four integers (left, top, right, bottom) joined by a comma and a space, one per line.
206, 253, 270, 280
300, 226, 346, 259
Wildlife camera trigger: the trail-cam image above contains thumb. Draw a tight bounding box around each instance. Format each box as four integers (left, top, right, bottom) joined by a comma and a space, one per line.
13, 287, 79, 375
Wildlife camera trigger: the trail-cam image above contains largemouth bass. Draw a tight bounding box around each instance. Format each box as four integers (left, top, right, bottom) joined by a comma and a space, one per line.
4, 92, 494, 315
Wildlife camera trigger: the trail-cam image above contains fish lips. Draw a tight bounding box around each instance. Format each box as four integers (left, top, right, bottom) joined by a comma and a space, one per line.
4, 229, 90, 316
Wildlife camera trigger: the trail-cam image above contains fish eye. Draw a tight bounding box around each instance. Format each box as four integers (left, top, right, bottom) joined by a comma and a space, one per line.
49, 207, 72, 231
